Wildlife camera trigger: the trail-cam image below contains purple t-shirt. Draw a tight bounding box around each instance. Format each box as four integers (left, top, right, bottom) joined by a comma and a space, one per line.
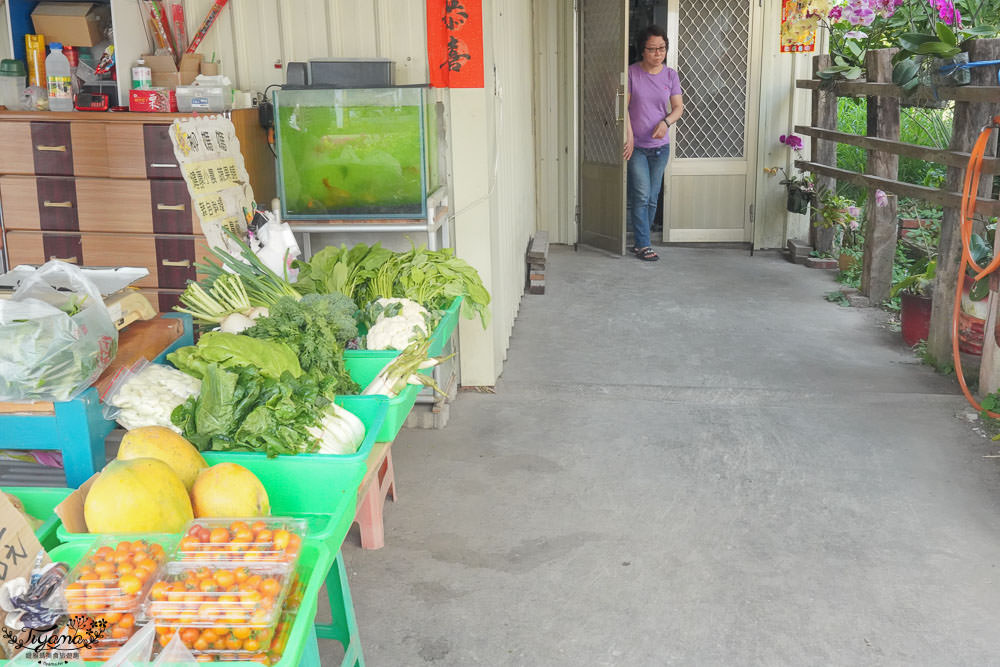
628, 63, 683, 148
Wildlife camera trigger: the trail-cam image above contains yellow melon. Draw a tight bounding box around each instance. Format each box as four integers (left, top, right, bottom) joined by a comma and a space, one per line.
117, 426, 207, 491
191, 463, 270, 518
84, 458, 193, 533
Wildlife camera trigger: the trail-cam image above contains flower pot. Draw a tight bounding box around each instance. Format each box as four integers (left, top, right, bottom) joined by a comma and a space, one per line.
837, 252, 858, 273
786, 188, 810, 215
900, 292, 932, 347
958, 277, 987, 356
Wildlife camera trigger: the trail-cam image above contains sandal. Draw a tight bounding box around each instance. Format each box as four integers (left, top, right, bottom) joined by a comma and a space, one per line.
633, 246, 659, 261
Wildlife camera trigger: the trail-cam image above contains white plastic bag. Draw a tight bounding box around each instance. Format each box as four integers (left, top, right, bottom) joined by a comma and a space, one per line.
152, 631, 198, 664
0, 261, 118, 402
104, 622, 154, 666
254, 214, 301, 282
101, 359, 201, 431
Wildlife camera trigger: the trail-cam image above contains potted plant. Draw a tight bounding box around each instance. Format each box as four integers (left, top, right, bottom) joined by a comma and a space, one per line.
779, 168, 816, 214
891, 258, 936, 347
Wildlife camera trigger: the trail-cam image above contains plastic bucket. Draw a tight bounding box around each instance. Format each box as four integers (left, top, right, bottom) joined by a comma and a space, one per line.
900, 292, 932, 347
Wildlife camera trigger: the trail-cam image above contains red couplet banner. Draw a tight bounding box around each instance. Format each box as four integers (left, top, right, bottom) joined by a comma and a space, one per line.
427, 0, 485, 88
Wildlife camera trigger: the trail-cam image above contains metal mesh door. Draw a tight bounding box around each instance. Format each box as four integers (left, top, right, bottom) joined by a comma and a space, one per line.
581, 1, 623, 165
675, 0, 751, 159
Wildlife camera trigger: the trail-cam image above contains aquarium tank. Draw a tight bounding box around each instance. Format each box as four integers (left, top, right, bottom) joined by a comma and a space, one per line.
274, 87, 440, 219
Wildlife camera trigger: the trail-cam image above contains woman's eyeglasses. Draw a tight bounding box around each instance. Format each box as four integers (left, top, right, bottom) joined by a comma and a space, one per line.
644, 46, 667, 53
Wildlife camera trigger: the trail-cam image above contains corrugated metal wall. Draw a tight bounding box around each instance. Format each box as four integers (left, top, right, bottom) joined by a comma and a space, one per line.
485, 0, 537, 370
180, 0, 429, 89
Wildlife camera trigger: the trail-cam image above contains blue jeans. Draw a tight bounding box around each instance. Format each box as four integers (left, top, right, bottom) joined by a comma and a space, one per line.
627, 145, 670, 250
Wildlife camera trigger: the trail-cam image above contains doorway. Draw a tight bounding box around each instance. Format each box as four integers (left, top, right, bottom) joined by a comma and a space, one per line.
576, 0, 762, 250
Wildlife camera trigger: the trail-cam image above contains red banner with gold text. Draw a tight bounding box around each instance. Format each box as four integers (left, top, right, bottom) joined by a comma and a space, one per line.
427, 0, 485, 88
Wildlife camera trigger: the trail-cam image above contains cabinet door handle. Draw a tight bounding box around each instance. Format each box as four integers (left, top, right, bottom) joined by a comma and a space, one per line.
156, 203, 186, 211
36, 145, 67, 152
43, 201, 73, 208
150, 162, 178, 168
49, 256, 78, 263
161, 259, 191, 267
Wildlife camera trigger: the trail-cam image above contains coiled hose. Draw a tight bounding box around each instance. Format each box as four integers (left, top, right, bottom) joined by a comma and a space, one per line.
953, 115, 1000, 417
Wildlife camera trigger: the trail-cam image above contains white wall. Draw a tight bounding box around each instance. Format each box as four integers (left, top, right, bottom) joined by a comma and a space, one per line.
455, 0, 538, 385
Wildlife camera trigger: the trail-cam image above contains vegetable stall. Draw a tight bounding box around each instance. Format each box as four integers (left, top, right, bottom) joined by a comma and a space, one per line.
0, 228, 489, 664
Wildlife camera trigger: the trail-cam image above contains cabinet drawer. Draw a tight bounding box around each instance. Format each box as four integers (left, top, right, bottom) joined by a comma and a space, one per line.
5, 231, 82, 265
30, 122, 74, 176
0, 122, 35, 174
80, 235, 159, 288
70, 122, 110, 177
1, 176, 83, 233
0, 176, 41, 230
150, 180, 198, 234
77, 179, 153, 233
105, 123, 182, 180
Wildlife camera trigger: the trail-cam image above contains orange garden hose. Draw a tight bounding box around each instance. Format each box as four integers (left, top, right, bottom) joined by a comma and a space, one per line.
953, 115, 1000, 417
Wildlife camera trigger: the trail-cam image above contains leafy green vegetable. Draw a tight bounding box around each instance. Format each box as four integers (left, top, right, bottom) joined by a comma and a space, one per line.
295, 243, 491, 327
171, 363, 337, 456
243, 293, 359, 394
167, 332, 302, 380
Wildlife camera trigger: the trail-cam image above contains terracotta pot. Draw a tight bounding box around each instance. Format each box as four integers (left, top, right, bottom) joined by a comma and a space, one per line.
837, 253, 858, 272
900, 292, 932, 347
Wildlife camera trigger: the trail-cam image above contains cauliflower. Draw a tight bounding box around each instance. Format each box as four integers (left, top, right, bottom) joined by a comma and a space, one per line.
365, 298, 431, 350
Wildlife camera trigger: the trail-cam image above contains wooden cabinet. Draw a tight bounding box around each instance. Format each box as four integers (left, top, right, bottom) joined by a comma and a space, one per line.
0, 109, 275, 312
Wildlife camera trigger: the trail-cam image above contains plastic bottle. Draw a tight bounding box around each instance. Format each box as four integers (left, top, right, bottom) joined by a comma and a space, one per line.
45, 43, 73, 111
24, 34, 46, 88
131, 58, 151, 90
63, 46, 80, 99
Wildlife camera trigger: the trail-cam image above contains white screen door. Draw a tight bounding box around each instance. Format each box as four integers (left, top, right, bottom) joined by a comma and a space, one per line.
664, 0, 761, 243
578, 0, 629, 255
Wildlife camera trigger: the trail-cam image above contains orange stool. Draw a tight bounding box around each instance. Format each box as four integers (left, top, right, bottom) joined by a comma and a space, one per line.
352, 440, 397, 549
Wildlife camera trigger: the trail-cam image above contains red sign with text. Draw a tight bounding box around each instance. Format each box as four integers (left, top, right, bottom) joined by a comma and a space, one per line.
427, 0, 484, 88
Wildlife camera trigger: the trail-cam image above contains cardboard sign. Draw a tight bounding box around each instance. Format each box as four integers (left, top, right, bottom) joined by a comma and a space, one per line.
427, 0, 484, 88
168, 116, 254, 255
0, 494, 47, 660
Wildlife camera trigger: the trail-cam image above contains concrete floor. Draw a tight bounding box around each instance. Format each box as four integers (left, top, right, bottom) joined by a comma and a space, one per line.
330, 245, 1000, 666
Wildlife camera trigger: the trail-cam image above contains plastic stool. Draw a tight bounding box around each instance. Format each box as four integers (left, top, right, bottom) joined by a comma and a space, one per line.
353, 441, 396, 550
315, 551, 365, 666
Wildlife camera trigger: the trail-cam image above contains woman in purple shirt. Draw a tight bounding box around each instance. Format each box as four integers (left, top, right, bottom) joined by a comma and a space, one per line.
624, 24, 684, 261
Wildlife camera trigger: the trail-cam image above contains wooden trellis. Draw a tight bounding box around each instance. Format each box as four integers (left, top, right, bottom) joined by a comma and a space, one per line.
794, 40, 1000, 390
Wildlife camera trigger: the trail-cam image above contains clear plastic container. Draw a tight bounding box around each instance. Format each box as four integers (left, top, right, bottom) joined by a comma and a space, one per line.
60, 536, 174, 615
145, 562, 292, 628
0, 59, 27, 110
175, 518, 306, 565
155, 623, 276, 662
176, 83, 231, 112
45, 42, 73, 111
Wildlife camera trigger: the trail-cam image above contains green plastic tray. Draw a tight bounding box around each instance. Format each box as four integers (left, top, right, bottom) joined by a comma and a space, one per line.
46, 538, 335, 666
55, 455, 366, 554
1, 486, 71, 550
428, 295, 463, 357
342, 358, 422, 443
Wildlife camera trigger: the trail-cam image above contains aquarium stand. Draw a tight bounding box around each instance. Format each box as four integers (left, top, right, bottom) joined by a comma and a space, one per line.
288, 187, 450, 258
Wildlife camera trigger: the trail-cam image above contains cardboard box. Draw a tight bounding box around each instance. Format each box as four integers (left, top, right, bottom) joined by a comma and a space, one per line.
54, 473, 98, 534
129, 87, 177, 113
31, 2, 110, 47
144, 53, 202, 90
